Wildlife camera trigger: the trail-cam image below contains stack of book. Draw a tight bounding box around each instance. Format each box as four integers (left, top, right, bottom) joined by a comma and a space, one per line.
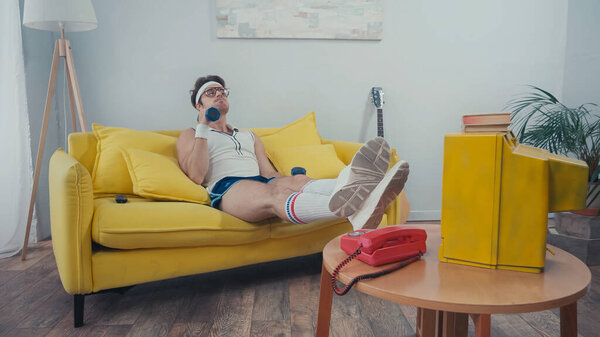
462, 113, 511, 133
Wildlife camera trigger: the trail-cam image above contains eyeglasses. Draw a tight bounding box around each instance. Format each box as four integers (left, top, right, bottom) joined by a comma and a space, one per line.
203, 87, 230, 97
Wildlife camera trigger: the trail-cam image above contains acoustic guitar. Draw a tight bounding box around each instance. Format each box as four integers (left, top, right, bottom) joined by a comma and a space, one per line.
371, 87, 385, 137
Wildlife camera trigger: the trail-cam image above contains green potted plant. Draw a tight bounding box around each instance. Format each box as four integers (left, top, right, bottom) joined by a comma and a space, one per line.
506, 85, 600, 214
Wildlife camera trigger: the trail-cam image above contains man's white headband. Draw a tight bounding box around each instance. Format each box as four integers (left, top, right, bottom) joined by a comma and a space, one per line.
195, 81, 223, 105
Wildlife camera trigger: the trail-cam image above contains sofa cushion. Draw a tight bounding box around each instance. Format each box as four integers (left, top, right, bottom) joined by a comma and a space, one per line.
269, 144, 346, 178
258, 111, 322, 156
92, 197, 271, 249
92, 124, 178, 195
270, 214, 387, 239
91, 196, 362, 250
121, 148, 210, 204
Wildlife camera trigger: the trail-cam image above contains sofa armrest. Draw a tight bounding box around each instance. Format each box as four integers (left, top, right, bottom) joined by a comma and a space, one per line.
322, 139, 411, 225
387, 149, 411, 225
49, 149, 94, 294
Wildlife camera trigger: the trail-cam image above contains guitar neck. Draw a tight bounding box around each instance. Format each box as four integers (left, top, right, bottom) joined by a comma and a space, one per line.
377, 108, 384, 138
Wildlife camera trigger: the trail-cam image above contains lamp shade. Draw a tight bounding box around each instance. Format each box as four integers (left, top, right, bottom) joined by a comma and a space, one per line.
23, 0, 97, 32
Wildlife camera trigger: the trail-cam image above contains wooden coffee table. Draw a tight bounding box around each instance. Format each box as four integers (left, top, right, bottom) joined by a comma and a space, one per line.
316, 224, 591, 337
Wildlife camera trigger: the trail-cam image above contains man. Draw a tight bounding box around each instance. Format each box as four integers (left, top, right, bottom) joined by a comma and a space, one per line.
177, 75, 409, 229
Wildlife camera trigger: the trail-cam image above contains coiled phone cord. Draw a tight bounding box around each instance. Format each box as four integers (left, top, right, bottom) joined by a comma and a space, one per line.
331, 244, 423, 296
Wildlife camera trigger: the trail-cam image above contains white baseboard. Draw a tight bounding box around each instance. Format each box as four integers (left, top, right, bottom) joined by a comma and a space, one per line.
408, 210, 441, 221
407, 211, 556, 222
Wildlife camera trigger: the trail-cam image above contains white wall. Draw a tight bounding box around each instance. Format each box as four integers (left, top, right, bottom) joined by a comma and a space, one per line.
562, 0, 600, 106
68, 0, 568, 220
25, 0, 574, 235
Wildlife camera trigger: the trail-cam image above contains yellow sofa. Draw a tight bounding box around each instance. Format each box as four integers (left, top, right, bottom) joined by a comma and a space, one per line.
48, 118, 409, 327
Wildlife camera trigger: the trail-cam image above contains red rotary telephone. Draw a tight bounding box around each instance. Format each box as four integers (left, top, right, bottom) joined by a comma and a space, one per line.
332, 226, 427, 295
341, 226, 427, 266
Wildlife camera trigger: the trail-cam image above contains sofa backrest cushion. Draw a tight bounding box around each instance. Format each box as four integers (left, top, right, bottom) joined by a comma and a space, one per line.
121, 148, 210, 204
91, 124, 178, 194
69, 112, 344, 198
269, 144, 345, 179
257, 111, 323, 157
68, 130, 182, 175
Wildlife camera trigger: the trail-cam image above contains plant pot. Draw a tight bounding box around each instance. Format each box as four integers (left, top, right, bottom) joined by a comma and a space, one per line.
570, 183, 600, 216
548, 212, 600, 266
571, 208, 600, 216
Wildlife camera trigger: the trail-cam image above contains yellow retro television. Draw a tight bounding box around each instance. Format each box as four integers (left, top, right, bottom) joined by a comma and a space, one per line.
439, 131, 588, 273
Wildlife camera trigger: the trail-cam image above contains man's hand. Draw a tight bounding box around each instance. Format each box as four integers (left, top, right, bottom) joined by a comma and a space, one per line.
197, 107, 209, 125
195, 105, 212, 139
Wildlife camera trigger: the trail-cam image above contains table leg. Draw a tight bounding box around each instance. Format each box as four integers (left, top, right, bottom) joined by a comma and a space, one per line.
316, 263, 333, 337
560, 302, 577, 337
436, 310, 443, 336
417, 308, 437, 337
455, 313, 468, 336
470, 314, 490, 337
442, 312, 468, 337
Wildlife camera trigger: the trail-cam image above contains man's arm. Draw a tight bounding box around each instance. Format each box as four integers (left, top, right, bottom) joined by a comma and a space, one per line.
177, 128, 210, 185
253, 132, 282, 178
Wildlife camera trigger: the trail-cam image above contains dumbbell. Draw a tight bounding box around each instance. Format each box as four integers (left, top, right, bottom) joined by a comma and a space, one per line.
291, 167, 306, 176
205, 107, 220, 121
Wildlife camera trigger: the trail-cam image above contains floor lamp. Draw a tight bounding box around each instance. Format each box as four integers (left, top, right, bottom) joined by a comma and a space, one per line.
21, 0, 98, 260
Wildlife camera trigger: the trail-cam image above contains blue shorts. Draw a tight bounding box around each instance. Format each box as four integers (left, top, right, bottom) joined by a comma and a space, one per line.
209, 175, 276, 209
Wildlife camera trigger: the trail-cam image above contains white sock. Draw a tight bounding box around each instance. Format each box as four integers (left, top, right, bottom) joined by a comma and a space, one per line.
285, 192, 338, 224
300, 179, 337, 195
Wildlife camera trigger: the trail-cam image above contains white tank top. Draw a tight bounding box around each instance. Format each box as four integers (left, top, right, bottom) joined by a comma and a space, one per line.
201, 125, 261, 192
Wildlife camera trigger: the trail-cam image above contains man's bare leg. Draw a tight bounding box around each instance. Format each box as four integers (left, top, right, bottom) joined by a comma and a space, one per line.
219, 169, 409, 229
268, 174, 312, 192
220, 137, 396, 226
220, 180, 293, 222
220, 178, 346, 225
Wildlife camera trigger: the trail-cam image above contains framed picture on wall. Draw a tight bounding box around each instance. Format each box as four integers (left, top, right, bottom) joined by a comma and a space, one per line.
216, 0, 383, 40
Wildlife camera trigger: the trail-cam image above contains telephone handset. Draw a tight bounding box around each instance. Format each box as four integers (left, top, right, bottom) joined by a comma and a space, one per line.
332, 226, 426, 295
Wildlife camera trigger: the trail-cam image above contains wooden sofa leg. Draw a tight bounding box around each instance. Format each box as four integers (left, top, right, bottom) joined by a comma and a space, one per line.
74, 295, 85, 328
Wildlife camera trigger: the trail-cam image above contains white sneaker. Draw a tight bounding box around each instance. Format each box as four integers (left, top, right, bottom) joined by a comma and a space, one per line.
348, 160, 409, 230
328, 137, 390, 217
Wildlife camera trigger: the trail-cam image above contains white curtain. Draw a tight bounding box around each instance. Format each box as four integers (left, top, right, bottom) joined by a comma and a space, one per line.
0, 0, 37, 258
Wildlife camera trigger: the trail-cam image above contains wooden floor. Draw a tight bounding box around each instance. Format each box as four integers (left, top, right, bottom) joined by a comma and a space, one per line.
1, 230, 599, 337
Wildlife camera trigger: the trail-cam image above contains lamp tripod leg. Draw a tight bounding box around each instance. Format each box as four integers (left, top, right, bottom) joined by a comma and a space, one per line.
22, 40, 61, 261
64, 40, 87, 132
65, 64, 77, 133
